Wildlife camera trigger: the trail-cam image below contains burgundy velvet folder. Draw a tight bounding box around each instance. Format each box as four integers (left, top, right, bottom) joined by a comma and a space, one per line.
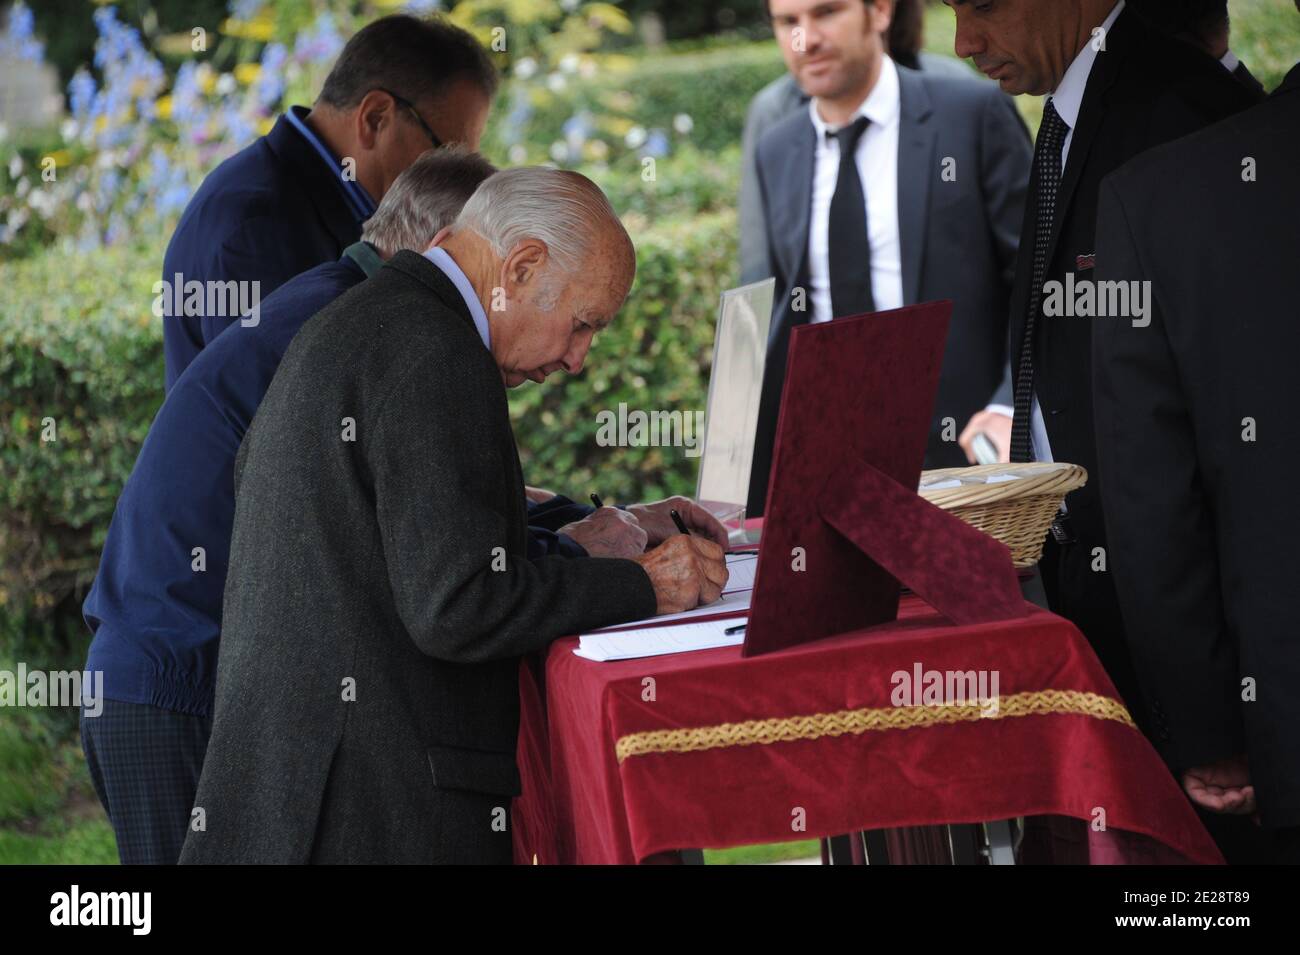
744, 302, 1026, 657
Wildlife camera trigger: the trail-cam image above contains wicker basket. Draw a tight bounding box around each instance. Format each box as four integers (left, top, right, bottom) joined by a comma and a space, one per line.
918, 462, 1088, 568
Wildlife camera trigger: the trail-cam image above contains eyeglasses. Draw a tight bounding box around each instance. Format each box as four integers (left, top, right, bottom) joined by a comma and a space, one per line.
376, 87, 443, 149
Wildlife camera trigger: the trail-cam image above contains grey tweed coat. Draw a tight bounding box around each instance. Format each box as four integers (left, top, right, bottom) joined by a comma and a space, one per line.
179, 250, 657, 864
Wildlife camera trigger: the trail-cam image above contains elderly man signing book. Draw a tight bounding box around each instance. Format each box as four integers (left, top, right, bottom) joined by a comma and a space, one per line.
181, 168, 728, 864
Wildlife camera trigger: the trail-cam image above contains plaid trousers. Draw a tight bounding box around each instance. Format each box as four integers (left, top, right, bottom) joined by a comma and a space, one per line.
80, 698, 213, 865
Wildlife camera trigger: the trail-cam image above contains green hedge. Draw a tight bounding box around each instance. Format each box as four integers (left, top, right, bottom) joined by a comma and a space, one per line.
0, 211, 738, 661
0, 242, 162, 666
482, 41, 786, 163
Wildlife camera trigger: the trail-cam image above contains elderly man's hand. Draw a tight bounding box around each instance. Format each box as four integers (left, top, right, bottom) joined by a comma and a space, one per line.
558, 507, 647, 558
1181, 755, 1256, 815
625, 496, 730, 548
633, 535, 728, 615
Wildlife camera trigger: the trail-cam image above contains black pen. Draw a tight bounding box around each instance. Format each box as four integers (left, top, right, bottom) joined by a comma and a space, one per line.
724, 623, 747, 635
670, 508, 690, 536
590, 493, 603, 508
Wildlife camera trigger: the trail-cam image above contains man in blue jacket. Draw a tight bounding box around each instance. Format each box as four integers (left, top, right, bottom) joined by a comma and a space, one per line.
83, 148, 725, 863
82, 149, 492, 864
161, 13, 497, 390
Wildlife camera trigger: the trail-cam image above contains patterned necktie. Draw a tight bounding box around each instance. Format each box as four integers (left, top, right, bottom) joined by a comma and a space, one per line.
827, 116, 875, 321
1009, 99, 1070, 463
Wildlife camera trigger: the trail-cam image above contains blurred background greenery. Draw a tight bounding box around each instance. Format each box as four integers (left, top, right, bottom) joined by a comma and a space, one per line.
0, 0, 1295, 865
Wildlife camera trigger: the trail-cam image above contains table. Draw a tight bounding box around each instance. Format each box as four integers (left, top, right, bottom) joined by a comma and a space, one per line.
511, 593, 1222, 865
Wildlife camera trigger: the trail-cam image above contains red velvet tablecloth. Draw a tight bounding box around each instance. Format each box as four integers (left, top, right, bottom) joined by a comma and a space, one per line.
512, 595, 1222, 865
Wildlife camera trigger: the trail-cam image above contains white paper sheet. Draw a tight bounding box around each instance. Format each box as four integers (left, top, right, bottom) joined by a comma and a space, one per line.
589, 587, 752, 633
575, 617, 747, 662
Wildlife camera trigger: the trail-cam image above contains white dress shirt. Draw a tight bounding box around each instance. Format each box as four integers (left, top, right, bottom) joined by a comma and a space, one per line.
424, 246, 491, 350
1017, 0, 1125, 463
807, 55, 904, 325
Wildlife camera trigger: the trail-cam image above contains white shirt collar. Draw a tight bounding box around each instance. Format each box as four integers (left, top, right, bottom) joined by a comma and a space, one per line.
809, 55, 900, 141
1220, 49, 1241, 72
423, 246, 491, 350
1047, 0, 1125, 130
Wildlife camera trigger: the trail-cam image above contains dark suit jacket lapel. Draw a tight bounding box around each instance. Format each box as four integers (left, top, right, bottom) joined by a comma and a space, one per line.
896, 67, 936, 307
1041, 8, 1131, 275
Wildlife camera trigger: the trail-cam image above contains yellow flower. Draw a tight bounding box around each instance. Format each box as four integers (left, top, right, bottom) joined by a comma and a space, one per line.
257, 116, 275, 136
220, 16, 275, 42
234, 63, 261, 85
44, 149, 72, 167
156, 95, 173, 119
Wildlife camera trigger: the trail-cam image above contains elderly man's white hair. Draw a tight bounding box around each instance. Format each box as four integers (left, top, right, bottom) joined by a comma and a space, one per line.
453, 167, 630, 276
361, 146, 496, 257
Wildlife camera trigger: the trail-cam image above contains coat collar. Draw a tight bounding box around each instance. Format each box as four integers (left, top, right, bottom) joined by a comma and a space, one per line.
383, 250, 478, 333
264, 112, 363, 252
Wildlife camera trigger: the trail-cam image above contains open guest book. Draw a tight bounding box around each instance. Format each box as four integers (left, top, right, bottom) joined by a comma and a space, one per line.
574, 553, 754, 662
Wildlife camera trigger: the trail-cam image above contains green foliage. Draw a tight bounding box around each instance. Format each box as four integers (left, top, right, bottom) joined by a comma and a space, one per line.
0, 213, 735, 653
0, 688, 102, 833
508, 210, 737, 503
1229, 0, 1300, 93
0, 242, 164, 658
576, 142, 742, 222
481, 41, 786, 165
0, 818, 119, 865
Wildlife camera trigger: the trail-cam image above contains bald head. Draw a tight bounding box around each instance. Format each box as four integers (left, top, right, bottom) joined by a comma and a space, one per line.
438, 167, 636, 388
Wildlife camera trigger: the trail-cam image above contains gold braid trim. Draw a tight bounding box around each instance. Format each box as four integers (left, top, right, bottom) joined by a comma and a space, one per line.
614, 689, 1133, 763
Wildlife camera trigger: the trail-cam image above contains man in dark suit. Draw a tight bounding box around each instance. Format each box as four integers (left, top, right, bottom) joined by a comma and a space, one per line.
179, 169, 729, 864
944, 0, 1261, 716
1128, 0, 1267, 96
747, 0, 1031, 516
161, 14, 496, 390
1093, 50, 1300, 863
739, 0, 978, 288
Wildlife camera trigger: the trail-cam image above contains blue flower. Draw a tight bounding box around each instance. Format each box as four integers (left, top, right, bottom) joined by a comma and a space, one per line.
294, 12, 344, 66
67, 69, 97, 120
1, 2, 44, 62
256, 42, 287, 109
228, 0, 268, 19
645, 129, 670, 158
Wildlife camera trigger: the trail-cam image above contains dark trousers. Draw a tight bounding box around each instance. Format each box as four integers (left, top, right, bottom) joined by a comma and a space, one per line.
80, 698, 212, 865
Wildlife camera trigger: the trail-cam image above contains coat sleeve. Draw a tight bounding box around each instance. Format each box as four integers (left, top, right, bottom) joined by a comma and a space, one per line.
739, 90, 776, 287
1092, 173, 1244, 771
369, 344, 657, 664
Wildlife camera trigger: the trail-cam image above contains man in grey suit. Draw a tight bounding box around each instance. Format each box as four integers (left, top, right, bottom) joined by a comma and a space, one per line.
180, 168, 728, 864
739, 0, 974, 288
747, 0, 1031, 514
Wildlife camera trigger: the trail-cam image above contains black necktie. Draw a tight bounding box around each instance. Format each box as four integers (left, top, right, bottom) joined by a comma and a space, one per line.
827, 116, 875, 321
1009, 99, 1070, 463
